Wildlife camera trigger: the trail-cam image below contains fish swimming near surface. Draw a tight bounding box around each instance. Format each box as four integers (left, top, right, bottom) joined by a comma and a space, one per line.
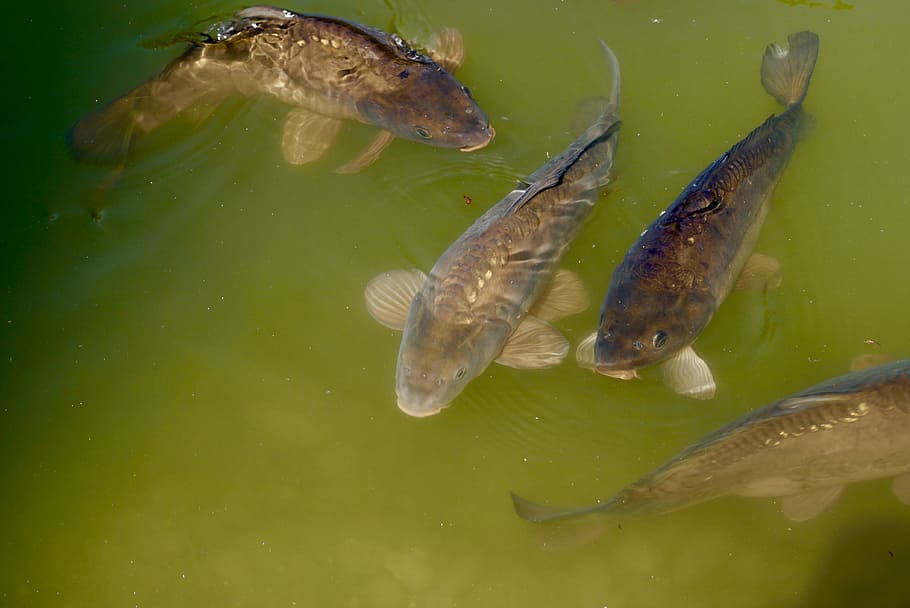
513, 358, 910, 523
67, 5, 494, 172
577, 31, 820, 399
363, 41, 622, 417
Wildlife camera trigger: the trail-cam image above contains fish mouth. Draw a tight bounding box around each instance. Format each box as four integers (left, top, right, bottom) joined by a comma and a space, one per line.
397, 395, 448, 418
595, 366, 640, 380
459, 126, 495, 152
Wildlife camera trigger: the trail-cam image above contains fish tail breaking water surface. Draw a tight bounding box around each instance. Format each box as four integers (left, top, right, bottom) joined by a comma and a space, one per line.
761, 31, 819, 107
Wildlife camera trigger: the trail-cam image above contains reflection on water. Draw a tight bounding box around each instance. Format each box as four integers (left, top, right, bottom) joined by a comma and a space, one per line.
3, 0, 910, 607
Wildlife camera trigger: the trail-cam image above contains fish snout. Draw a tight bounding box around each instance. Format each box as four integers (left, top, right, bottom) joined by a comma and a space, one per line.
459, 125, 495, 152
396, 392, 449, 418
395, 369, 453, 418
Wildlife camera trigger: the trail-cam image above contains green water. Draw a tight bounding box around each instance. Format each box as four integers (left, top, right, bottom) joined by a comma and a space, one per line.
3, 0, 909, 606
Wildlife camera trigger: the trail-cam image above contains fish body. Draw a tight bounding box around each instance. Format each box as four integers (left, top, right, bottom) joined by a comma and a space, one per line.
68, 5, 493, 167
514, 359, 910, 523
364, 42, 622, 416
589, 31, 819, 398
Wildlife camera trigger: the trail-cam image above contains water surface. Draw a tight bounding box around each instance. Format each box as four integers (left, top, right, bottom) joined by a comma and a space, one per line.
3, 1, 909, 606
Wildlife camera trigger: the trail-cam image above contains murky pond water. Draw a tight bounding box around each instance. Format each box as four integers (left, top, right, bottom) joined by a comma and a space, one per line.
3, 1, 909, 606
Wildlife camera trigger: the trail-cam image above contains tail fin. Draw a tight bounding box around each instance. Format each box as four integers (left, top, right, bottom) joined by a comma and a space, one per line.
504, 41, 621, 214
67, 91, 146, 163
760, 31, 819, 107
511, 491, 611, 523
67, 48, 233, 163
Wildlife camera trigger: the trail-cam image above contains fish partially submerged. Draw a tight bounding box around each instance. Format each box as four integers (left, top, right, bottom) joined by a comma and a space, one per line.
513, 358, 910, 523
364, 42, 622, 417
67, 5, 494, 171
578, 31, 820, 399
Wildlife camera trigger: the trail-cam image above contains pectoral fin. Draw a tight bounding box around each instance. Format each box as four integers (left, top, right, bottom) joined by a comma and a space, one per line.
575, 331, 597, 370
779, 487, 844, 521
734, 252, 782, 291
661, 346, 716, 399
495, 316, 568, 369
892, 474, 910, 505
529, 269, 589, 322
281, 109, 343, 165
335, 130, 397, 174
423, 27, 465, 73
363, 269, 427, 330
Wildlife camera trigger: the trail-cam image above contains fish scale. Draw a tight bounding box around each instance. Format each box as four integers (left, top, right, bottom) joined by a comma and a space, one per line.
67, 5, 493, 167
363, 41, 621, 416
591, 32, 820, 398
513, 358, 910, 523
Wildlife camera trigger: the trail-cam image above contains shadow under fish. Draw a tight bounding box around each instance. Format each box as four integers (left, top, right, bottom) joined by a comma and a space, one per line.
67, 5, 494, 173
363, 41, 622, 417
513, 358, 910, 524
578, 31, 820, 399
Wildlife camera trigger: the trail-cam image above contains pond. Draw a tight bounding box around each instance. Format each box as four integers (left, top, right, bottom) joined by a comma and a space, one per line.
3, 0, 909, 606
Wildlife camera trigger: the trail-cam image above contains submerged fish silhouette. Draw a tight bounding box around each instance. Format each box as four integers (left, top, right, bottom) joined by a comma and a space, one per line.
513, 358, 910, 523
67, 5, 494, 171
364, 41, 622, 417
578, 31, 819, 398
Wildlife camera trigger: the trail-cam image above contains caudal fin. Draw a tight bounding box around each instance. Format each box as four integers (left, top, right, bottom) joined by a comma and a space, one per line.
511, 491, 610, 523
760, 31, 819, 107
68, 48, 233, 163
67, 93, 145, 163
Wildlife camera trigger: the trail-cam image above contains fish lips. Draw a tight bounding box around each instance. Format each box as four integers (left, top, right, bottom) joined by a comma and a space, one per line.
593, 333, 647, 380
459, 125, 495, 151
395, 394, 448, 418
355, 99, 494, 150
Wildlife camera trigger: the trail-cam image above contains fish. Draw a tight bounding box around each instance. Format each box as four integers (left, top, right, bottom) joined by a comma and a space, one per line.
577, 31, 820, 399
513, 358, 910, 523
67, 5, 494, 171
363, 41, 622, 417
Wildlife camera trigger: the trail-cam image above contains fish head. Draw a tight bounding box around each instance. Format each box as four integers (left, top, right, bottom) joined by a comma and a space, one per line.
594, 282, 713, 377
394, 293, 511, 417
354, 56, 494, 151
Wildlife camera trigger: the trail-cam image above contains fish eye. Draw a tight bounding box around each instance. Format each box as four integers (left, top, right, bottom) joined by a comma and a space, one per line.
414, 126, 432, 139
632, 340, 644, 351
652, 331, 669, 349
454, 367, 467, 380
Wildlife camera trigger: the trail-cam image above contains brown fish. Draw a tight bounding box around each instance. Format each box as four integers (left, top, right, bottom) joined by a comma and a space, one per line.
514, 358, 910, 523
578, 31, 819, 399
364, 42, 621, 417
67, 5, 494, 171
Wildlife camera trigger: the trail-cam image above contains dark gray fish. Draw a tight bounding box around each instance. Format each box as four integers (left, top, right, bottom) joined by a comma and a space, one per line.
514, 358, 910, 523
579, 31, 820, 399
364, 42, 621, 417
67, 5, 493, 170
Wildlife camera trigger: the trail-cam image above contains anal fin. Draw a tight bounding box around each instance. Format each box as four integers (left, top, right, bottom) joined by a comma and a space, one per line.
780, 486, 844, 522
